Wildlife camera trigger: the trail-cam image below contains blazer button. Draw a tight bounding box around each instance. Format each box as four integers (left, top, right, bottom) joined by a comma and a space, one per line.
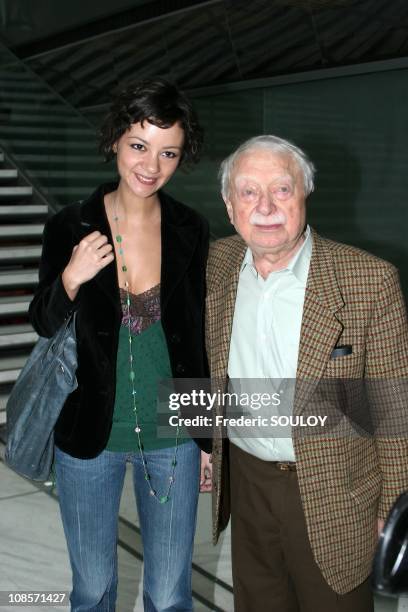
176, 363, 186, 375
170, 332, 181, 344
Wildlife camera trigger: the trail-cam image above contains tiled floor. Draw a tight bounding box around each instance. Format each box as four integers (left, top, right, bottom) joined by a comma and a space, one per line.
0, 452, 404, 612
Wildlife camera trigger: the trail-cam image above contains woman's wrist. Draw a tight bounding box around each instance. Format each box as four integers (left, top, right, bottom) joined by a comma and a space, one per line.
61, 268, 80, 301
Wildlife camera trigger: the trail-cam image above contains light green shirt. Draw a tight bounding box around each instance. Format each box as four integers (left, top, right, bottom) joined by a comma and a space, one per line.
227, 226, 313, 461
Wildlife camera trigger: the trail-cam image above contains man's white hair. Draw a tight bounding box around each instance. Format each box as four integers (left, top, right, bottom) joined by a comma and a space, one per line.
219, 135, 316, 199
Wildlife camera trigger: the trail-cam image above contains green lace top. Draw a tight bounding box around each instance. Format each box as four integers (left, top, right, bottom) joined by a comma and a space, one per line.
106, 284, 184, 452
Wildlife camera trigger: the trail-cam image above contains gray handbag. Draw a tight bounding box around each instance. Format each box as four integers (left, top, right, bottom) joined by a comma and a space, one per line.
5, 312, 78, 481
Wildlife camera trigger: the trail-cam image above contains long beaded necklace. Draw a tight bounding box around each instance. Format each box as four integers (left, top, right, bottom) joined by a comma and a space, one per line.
113, 194, 179, 504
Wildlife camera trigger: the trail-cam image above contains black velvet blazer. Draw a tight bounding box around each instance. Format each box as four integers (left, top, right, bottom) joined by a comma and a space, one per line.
29, 183, 211, 457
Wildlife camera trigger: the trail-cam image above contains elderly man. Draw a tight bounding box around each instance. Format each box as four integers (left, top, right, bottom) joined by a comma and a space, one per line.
206, 135, 408, 611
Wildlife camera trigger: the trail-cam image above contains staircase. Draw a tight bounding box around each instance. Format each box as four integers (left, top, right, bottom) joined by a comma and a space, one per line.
0, 41, 117, 434
0, 148, 49, 427
0, 67, 115, 208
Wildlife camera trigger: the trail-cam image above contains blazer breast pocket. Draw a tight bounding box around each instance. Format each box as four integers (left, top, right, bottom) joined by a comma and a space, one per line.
325, 347, 365, 378
331, 345, 352, 359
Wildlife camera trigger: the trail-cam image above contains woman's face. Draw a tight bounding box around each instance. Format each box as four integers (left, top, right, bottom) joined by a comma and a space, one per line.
114, 120, 185, 200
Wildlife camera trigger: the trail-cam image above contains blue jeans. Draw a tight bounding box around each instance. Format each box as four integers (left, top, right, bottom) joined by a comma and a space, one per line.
54, 441, 200, 612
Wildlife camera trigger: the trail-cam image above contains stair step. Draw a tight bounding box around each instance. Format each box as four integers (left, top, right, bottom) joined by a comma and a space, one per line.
7, 113, 83, 127
0, 354, 30, 370
3, 102, 76, 116
0, 269, 38, 288
0, 323, 32, 332
0, 80, 50, 93
0, 224, 44, 239
48, 187, 93, 198
0, 324, 37, 349
11, 140, 97, 151
0, 295, 32, 317
0, 354, 30, 385
19, 153, 105, 166
0, 186, 33, 199
30, 170, 114, 180
0, 246, 42, 263
1, 125, 93, 138
0, 169, 18, 180
0, 91, 57, 102
0, 356, 29, 385
0, 205, 48, 219
32, 177, 114, 190
0, 369, 21, 385
0, 394, 7, 425
0, 71, 39, 81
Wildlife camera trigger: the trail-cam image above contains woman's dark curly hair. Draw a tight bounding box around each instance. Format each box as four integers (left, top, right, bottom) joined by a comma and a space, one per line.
99, 78, 203, 166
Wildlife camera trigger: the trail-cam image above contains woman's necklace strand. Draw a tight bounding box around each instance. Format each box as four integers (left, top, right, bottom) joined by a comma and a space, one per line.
113, 195, 179, 504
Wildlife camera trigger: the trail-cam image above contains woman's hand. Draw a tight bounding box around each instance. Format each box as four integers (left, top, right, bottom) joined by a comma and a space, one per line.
200, 451, 212, 493
62, 231, 114, 301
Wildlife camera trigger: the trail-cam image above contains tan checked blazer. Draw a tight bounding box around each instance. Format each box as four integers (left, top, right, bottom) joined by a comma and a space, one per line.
206, 228, 408, 595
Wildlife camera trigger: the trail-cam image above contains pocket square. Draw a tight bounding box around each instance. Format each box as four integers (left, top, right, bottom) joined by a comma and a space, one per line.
330, 345, 352, 359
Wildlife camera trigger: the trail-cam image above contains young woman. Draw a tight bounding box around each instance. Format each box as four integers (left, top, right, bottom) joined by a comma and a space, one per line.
29, 79, 212, 612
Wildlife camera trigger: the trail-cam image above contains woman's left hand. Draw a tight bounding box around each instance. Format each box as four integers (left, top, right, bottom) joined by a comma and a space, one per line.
200, 451, 212, 493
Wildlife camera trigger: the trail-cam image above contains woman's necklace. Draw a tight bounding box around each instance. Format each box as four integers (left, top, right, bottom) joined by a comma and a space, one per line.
112, 194, 179, 504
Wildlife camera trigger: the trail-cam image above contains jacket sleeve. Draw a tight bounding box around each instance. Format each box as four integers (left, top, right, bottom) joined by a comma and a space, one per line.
29, 210, 81, 338
366, 265, 408, 519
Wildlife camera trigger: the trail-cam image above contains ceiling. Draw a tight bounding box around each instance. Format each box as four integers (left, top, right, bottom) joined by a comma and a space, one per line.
0, 0, 152, 46
4, 0, 408, 109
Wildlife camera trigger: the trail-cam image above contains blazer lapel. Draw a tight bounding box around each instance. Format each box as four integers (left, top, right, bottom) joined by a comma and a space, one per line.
160, 193, 199, 312
208, 237, 247, 381
295, 231, 345, 413
77, 186, 202, 313
78, 183, 121, 312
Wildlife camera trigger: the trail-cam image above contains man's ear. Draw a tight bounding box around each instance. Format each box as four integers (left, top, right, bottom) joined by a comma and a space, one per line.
223, 196, 234, 225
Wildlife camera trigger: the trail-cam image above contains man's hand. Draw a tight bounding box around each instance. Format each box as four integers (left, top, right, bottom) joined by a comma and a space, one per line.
378, 518, 385, 537
200, 451, 212, 492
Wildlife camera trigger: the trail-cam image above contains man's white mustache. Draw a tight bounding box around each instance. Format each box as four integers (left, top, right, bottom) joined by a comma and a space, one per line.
249, 212, 286, 226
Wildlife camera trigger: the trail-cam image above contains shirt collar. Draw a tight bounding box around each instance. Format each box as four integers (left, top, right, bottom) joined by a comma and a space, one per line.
241, 225, 313, 286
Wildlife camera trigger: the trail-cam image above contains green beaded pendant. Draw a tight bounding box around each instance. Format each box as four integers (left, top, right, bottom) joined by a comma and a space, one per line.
113, 200, 179, 506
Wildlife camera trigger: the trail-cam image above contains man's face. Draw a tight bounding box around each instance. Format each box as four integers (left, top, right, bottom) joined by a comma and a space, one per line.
225, 148, 307, 256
